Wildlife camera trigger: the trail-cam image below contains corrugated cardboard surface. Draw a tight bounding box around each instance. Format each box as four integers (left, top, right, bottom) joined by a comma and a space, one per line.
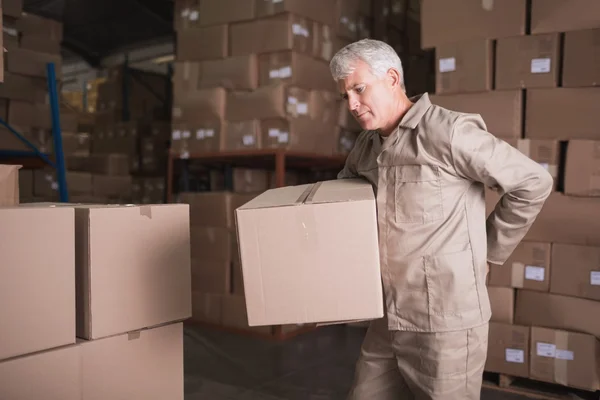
258, 51, 336, 91
430, 90, 523, 138
490, 242, 551, 291
0, 164, 20, 206
564, 140, 600, 196
256, 0, 336, 27
173, 87, 227, 121
222, 295, 272, 333
171, 120, 225, 155
226, 84, 310, 122
223, 120, 262, 151
421, 0, 527, 49
310, 90, 340, 126
62, 132, 91, 156
515, 290, 600, 338
199, 0, 254, 26
335, 0, 360, 40
80, 323, 183, 400
487, 286, 515, 324
531, 0, 600, 34
550, 244, 600, 302
524, 193, 600, 246
526, 88, 600, 140
563, 28, 600, 88
435, 39, 493, 94
16, 12, 63, 41
195, 56, 258, 90
191, 260, 230, 294
236, 179, 383, 326
485, 322, 530, 378
74, 205, 192, 340
495, 33, 560, 90
0, 206, 76, 361
530, 326, 600, 391
0, 345, 80, 400
231, 13, 314, 57
3, 0, 23, 18
6, 48, 62, 79
179, 191, 257, 228
515, 139, 561, 188
260, 117, 329, 153
176, 25, 228, 61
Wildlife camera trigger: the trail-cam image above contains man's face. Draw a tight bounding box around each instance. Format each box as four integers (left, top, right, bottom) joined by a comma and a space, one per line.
337, 59, 395, 132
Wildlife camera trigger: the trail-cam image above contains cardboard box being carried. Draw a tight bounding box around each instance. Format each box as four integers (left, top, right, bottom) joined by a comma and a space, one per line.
235, 178, 383, 326
0, 164, 20, 206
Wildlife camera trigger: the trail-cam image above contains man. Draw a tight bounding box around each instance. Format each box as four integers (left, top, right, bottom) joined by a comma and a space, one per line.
330, 39, 553, 399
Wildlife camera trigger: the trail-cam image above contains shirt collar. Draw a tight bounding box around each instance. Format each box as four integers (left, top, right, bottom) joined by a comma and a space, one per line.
398, 93, 432, 129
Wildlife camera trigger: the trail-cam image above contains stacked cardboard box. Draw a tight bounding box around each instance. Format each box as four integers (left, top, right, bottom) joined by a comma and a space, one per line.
171, 0, 382, 158
0, 165, 191, 399
423, 0, 600, 391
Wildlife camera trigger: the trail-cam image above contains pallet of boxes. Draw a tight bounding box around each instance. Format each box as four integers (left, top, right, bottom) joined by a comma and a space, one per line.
423, 0, 600, 394
172, 0, 380, 337
0, 164, 191, 399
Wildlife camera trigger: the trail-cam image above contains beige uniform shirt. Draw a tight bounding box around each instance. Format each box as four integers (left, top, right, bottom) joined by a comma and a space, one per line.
339, 93, 553, 333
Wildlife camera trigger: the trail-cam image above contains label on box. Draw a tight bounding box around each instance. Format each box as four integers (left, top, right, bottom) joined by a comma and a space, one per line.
439, 58, 456, 73
271, 0, 283, 3
242, 135, 255, 146
182, 130, 191, 139
196, 129, 205, 140
531, 58, 551, 74
555, 350, 574, 361
172, 130, 182, 140
340, 16, 349, 25
537, 343, 556, 358
505, 348, 524, 363
591, 271, 600, 286
180, 151, 190, 159
292, 24, 309, 37
51, 181, 58, 191
172, 107, 182, 118
297, 103, 308, 115
189, 10, 199, 21
525, 266, 545, 282
278, 132, 289, 143
269, 69, 280, 79
205, 129, 215, 138
348, 22, 357, 33
279, 66, 292, 78
288, 96, 298, 104
539, 162, 549, 171
268, 129, 280, 137
181, 9, 190, 17
3, 27, 18, 37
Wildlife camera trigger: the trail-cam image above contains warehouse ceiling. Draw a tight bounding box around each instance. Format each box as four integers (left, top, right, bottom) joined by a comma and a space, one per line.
24, 0, 174, 67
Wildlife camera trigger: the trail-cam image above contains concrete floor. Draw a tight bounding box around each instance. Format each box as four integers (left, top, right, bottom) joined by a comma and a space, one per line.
183, 324, 537, 400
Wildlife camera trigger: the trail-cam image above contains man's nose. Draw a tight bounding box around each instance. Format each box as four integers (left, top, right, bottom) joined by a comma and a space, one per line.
347, 96, 359, 112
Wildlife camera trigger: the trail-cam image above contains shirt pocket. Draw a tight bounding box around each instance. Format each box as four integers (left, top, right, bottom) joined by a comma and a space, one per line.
394, 165, 443, 224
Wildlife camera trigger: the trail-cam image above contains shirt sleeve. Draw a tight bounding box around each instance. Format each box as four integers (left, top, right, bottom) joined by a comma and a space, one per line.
449, 114, 554, 265
336, 132, 364, 179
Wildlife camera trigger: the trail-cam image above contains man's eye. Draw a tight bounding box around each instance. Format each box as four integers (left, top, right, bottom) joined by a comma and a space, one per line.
342, 94, 349, 100
356, 86, 365, 93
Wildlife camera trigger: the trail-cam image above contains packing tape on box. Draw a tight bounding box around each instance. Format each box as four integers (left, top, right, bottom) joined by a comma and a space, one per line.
554, 330, 570, 387
511, 262, 525, 288
482, 0, 494, 11
139, 205, 152, 219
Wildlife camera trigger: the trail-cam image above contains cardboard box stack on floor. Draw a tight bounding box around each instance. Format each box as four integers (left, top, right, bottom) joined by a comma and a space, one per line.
423, 0, 600, 391
171, 0, 388, 159
0, 166, 191, 399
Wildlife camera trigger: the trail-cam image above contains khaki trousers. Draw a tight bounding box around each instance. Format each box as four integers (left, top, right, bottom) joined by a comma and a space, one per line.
348, 317, 489, 400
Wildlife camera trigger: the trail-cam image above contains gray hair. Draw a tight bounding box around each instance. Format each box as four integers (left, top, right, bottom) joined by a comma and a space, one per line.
329, 39, 405, 90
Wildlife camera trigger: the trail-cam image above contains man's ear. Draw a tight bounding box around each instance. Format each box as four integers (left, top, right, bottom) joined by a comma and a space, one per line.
387, 68, 401, 88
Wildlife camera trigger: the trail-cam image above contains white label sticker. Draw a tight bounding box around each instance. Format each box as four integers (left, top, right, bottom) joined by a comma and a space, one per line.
591, 271, 600, 285
539, 162, 549, 171
505, 348, 524, 363
189, 10, 199, 21
268, 128, 280, 137
180, 151, 190, 159
196, 129, 205, 140
525, 266, 545, 282
269, 69, 280, 79
556, 350, 574, 361
279, 66, 292, 78
278, 132, 290, 143
439, 57, 456, 73
3, 27, 18, 37
349, 22, 357, 32
531, 58, 551, 74
272, 0, 283, 3
181, 8, 190, 17
172, 130, 182, 140
292, 24, 304, 36
288, 96, 298, 104
182, 130, 191, 139
242, 135, 255, 146
297, 103, 308, 115
51, 182, 58, 191
206, 129, 215, 137
340, 16, 349, 24
536, 342, 556, 358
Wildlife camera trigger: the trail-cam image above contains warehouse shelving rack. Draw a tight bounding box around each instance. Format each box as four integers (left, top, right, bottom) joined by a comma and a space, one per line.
166, 148, 348, 341
0, 63, 68, 202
